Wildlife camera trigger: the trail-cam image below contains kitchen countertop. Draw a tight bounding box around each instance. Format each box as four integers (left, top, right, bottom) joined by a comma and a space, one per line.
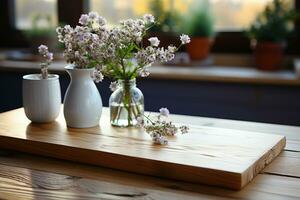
1, 60, 300, 86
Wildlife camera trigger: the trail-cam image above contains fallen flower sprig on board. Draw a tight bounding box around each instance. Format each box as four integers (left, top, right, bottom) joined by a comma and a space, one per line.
137, 108, 189, 145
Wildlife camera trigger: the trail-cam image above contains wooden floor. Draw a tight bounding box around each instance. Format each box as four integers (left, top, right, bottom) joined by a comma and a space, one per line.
0, 110, 299, 199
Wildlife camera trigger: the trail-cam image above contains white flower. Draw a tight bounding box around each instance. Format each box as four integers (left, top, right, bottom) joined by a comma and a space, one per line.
46, 52, 53, 61
166, 126, 177, 136
148, 37, 160, 47
109, 81, 118, 91
38, 45, 48, 55
88, 12, 98, 19
157, 48, 167, 62
38, 45, 53, 62
91, 69, 103, 83
133, 31, 142, 40
153, 135, 168, 145
167, 46, 177, 53
56, 27, 62, 34
137, 19, 145, 27
143, 14, 155, 24
136, 36, 142, 43
91, 34, 99, 42
96, 16, 106, 26
63, 25, 73, 33
180, 126, 189, 134
165, 52, 175, 61
73, 51, 79, 59
79, 14, 89, 25
139, 68, 150, 77
159, 107, 170, 117
180, 34, 191, 44
136, 116, 144, 127
147, 54, 156, 63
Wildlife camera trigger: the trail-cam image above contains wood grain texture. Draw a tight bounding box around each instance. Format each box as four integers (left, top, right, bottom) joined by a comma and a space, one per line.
0, 151, 300, 200
263, 151, 300, 178
170, 114, 300, 152
0, 108, 286, 190
0, 163, 204, 200
1, 150, 298, 182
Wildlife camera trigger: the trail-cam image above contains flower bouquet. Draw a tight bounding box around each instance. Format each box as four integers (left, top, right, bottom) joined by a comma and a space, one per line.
56, 12, 190, 129
56, 12, 190, 127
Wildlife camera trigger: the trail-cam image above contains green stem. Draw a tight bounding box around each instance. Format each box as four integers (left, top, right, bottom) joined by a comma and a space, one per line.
132, 95, 142, 118
128, 65, 143, 79
123, 81, 132, 126
113, 101, 122, 124
144, 113, 155, 125
121, 58, 126, 77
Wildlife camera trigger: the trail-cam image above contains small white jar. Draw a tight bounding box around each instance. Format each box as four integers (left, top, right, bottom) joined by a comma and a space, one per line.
23, 74, 61, 123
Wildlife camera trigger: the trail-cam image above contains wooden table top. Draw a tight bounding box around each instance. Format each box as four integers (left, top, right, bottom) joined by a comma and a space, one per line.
1, 60, 300, 86
0, 108, 299, 199
0, 108, 286, 190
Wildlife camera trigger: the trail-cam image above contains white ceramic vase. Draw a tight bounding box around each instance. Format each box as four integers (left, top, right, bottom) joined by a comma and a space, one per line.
23, 74, 61, 123
63, 65, 102, 128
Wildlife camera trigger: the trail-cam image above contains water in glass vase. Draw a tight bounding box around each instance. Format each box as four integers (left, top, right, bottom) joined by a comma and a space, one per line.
110, 102, 144, 127
109, 79, 144, 127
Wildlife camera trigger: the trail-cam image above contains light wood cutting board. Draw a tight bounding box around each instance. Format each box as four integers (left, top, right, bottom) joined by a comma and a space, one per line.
0, 108, 285, 190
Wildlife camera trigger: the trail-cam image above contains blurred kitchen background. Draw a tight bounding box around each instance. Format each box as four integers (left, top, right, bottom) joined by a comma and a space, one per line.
0, 0, 300, 126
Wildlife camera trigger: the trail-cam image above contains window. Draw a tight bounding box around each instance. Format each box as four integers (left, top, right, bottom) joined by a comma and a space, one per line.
1, 0, 298, 53
89, 0, 294, 31
210, 0, 294, 31
15, 0, 57, 29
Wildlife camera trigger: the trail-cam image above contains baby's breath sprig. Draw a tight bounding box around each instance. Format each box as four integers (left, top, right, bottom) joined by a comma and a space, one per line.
137, 108, 189, 145
38, 45, 53, 79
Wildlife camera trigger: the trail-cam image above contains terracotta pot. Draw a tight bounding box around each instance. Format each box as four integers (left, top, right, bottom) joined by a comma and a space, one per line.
187, 37, 213, 60
254, 42, 285, 71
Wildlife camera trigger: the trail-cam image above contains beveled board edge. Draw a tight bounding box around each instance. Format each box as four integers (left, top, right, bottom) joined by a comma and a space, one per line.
0, 135, 243, 189
240, 136, 286, 189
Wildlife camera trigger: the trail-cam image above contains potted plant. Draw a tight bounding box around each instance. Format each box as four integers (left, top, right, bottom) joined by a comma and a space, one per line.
184, 5, 215, 61
23, 14, 57, 54
247, 0, 298, 71
23, 45, 61, 123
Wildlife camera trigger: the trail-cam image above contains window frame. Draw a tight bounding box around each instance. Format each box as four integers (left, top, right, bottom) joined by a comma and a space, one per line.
0, 0, 299, 54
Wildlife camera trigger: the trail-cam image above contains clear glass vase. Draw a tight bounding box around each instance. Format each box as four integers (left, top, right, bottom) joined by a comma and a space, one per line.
109, 79, 144, 127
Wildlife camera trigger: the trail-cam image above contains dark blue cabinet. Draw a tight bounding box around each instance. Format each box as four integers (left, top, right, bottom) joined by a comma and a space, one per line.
1, 71, 299, 126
